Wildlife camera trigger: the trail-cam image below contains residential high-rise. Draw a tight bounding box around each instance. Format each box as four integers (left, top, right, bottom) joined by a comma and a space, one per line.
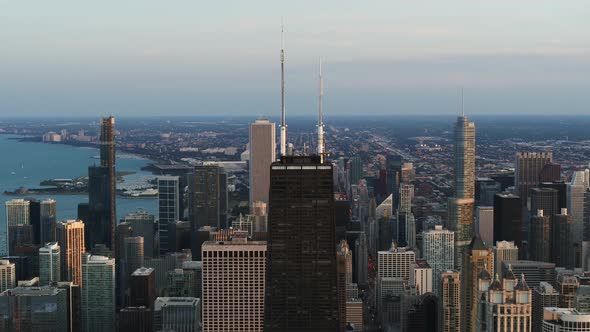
5, 199, 30, 226
40, 199, 57, 244
476, 206, 494, 246
448, 198, 475, 269
264, 156, 339, 331
532, 282, 559, 332
378, 243, 416, 281
55, 220, 85, 286
202, 236, 266, 331
0, 260, 15, 293
422, 225, 454, 295
4, 199, 30, 256
399, 183, 414, 213
493, 241, 519, 280
188, 165, 225, 230
460, 236, 494, 332
249, 119, 276, 208
81, 254, 115, 332
85, 116, 116, 252
122, 210, 156, 257
530, 209, 552, 262
158, 176, 180, 255
440, 270, 461, 332
0, 286, 68, 331
515, 151, 552, 204
153, 297, 201, 332
493, 193, 522, 249
411, 260, 433, 295
377, 243, 415, 327
39, 242, 60, 285
553, 208, 574, 268
453, 115, 476, 199
568, 171, 588, 245
476, 268, 532, 332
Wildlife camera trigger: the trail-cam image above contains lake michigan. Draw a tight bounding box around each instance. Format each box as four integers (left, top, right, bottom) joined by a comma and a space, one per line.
0, 135, 157, 254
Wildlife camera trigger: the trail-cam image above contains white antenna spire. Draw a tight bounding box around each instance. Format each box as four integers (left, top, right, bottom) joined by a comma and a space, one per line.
280, 21, 287, 157
461, 87, 465, 117
317, 58, 325, 162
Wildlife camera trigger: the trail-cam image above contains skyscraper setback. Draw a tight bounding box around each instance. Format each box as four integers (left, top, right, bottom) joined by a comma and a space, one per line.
448, 114, 476, 269
264, 156, 340, 331
84, 116, 116, 252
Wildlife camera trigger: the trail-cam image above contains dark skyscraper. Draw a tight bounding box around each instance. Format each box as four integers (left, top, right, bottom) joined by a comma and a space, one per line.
264, 156, 340, 331
553, 208, 574, 268
349, 156, 363, 187
84, 116, 116, 252
515, 152, 552, 206
530, 188, 559, 224
386, 154, 402, 203
493, 193, 522, 248
530, 209, 551, 262
540, 181, 567, 210
158, 176, 180, 255
40, 199, 57, 245
26, 198, 41, 245
188, 165, 225, 230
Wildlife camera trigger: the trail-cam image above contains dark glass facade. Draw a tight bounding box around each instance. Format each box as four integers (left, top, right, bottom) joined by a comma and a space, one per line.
264, 156, 340, 331
493, 193, 522, 248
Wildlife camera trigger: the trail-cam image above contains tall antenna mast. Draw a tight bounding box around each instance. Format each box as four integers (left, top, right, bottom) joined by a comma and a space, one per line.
317, 58, 325, 162
279, 21, 287, 157
461, 87, 465, 117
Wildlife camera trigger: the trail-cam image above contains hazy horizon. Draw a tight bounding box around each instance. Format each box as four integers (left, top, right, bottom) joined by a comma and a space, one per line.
1, 0, 588, 116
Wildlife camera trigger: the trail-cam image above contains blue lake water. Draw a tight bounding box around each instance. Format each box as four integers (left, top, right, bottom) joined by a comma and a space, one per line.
0, 135, 157, 253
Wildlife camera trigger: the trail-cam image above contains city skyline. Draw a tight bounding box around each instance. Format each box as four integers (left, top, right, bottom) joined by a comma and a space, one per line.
0, 1, 589, 116
1, 2, 590, 330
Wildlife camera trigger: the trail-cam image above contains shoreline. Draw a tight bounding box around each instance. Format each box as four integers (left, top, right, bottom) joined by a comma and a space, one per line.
1, 134, 165, 164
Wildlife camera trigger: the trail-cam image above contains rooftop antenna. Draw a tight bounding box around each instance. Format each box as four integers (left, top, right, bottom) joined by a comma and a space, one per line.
317, 58, 325, 162
461, 87, 465, 117
279, 20, 288, 157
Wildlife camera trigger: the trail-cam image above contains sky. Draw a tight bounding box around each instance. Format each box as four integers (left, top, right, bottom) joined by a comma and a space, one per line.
0, 0, 588, 117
